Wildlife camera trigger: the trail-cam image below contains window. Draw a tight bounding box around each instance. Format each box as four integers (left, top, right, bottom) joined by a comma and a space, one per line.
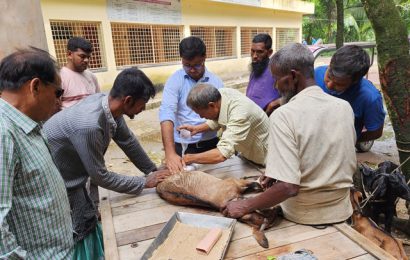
276, 28, 300, 51
190, 26, 236, 59
111, 23, 183, 67
240, 27, 272, 56
50, 20, 106, 70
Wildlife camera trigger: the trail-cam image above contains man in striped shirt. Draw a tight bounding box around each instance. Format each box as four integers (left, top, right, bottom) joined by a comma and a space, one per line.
43, 68, 171, 257
0, 48, 74, 259
179, 83, 269, 166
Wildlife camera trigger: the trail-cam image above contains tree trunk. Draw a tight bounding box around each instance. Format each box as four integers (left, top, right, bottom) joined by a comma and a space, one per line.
361, 0, 410, 234
335, 0, 344, 49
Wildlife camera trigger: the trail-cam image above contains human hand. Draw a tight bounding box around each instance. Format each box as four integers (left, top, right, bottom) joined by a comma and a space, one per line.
182, 153, 195, 165
177, 124, 200, 136
144, 169, 173, 188
221, 199, 250, 219
165, 152, 185, 174
259, 175, 275, 190
265, 99, 281, 116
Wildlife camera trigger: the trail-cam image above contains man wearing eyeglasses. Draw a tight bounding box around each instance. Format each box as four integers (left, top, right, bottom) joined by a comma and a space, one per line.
0, 48, 74, 259
159, 36, 224, 173
314, 45, 386, 146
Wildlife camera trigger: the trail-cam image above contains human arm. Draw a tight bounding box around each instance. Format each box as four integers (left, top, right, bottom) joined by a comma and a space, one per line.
183, 148, 227, 165
177, 122, 211, 136
159, 74, 185, 173
357, 126, 383, 142
70, 128, 147, 195
222, 181, 299, 218
113, 116, 157, 174
0, 132, 27, 259
358, 86, 386, 142
161, 121, 185, 173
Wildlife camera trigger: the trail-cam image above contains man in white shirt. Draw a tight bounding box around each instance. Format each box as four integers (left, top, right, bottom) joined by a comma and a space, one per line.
222, 43, 357, 225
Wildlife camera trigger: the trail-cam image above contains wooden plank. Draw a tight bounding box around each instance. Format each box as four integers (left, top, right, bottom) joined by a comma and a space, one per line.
118, 238, 154, 259
110, 188, 158, 207
231, 220, 296, 241
236, 231, 367, 260
225, 224, 337, 258
116, 222, 165, 246
113, 205, 213, 233
112, 198, 168, 216
100, 188, 120, 260
349, 254, 378, 260
334, 223, 396, 260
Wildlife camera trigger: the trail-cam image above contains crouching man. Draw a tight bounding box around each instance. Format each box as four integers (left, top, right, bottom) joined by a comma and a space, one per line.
43, 68, 171, 258
178, 84, 269, 166
222, 43, 357, 226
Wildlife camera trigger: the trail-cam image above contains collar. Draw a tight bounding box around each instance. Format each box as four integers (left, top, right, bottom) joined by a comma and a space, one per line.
101, 96, 117, 131
216, 91, 228, 125
288, 85, 323, 103
0, 98, 39, 134
183, 68, 210, 82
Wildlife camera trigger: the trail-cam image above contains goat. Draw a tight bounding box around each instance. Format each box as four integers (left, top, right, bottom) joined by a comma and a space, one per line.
350, 188, 408, 260
156, 170, 281, 248
360, 161, 410, 233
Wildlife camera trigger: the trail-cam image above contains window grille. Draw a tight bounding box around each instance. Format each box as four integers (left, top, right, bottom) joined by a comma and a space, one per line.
111, 23, 183, 67
276, 28, 300, 51
190, 26, 236, 59
240, 27, 273, 56
50, 20, 106, 70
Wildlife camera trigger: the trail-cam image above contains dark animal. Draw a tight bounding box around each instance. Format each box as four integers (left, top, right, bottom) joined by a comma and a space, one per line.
156, 171, 281, 248
350, 188, 408, 260
359, 161, 410, 233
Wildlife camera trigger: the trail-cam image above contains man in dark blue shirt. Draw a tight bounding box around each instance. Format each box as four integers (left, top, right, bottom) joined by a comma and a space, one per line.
315, 45, 386, 144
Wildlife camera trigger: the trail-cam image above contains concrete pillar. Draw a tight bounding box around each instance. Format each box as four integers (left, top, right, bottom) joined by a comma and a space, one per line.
0, 0, 47, 59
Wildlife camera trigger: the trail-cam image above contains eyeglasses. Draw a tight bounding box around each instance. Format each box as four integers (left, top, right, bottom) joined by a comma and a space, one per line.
41, 80, 64, 98
55, 88, 64, 98
183, 62, 204, 71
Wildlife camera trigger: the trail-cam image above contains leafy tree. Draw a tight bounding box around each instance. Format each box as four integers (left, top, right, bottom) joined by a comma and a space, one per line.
361, 0, 410, 233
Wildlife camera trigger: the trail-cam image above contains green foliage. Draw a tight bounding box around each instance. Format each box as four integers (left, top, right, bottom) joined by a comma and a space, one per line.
302, 0, 409, 43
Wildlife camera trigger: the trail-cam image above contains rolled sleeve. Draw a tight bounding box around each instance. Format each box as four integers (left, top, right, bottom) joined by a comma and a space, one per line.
0, 132, 27, 259
265, 110, 301, 185
363, 94, 386, 131
217, 116, 251, 159
159, 74, 181, 124
206, 120, 220, 131
70, 128, 146, 195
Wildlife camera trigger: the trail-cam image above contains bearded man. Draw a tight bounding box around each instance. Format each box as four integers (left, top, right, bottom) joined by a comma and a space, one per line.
246, 33, 281, 116
222, 43, 357, 226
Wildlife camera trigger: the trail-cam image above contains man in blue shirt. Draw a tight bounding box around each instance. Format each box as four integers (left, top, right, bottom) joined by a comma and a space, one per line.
314, 45, 386, 144
159, 36, 223, 173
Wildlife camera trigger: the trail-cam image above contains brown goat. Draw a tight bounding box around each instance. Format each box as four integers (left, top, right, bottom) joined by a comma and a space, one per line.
350, 189, 408, 260
156, 170, 281, 248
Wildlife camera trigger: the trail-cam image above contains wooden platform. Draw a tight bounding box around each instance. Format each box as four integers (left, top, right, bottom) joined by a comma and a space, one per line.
100, 156, 396, 259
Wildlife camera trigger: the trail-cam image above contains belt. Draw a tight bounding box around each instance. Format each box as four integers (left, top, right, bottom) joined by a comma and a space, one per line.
177, 137, 218, 149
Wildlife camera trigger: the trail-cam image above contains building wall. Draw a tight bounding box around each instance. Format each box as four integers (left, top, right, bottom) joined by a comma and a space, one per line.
0, 0, 48, 59
40, 0, 308, 90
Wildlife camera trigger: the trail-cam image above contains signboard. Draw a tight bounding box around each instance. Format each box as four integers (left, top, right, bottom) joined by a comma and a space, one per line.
107, 0, 182, 24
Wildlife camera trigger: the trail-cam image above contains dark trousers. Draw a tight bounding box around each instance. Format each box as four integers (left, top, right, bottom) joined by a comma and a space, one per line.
175, 137, 219, 156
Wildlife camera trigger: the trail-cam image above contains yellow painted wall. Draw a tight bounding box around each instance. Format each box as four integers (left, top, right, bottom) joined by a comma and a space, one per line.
40, 0, 307, 90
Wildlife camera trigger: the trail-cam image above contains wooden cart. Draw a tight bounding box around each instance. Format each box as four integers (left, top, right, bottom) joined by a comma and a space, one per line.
100, 157, 396, 259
